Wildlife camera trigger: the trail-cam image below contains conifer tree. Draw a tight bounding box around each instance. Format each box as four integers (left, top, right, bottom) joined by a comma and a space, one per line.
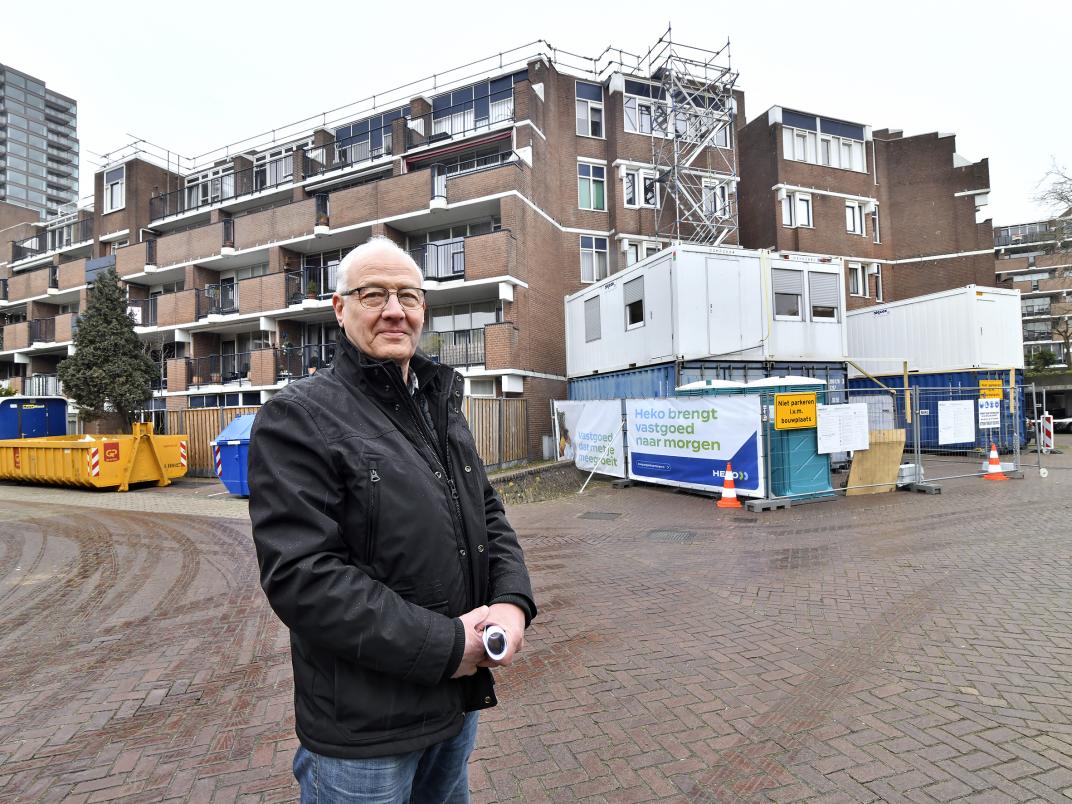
57, 268, 155, 427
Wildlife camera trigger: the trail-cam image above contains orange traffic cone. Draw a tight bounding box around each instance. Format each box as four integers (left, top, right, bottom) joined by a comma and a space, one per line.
983, 443, 1008, 481
717, 462, 743, 508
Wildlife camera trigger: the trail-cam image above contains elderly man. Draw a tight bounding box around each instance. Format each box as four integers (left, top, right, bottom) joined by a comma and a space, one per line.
249, 237, 536, 803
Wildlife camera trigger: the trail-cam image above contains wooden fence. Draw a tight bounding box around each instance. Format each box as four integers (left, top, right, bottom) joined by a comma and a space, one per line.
163, 398, 527, 477
464, 397, 527, 468
165, 407, 259, 477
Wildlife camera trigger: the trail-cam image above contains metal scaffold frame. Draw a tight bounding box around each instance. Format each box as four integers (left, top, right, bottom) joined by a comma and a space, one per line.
643, 29, 739, 247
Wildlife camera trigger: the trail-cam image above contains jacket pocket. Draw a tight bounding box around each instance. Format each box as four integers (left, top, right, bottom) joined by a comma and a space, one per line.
365, 462, 381, 564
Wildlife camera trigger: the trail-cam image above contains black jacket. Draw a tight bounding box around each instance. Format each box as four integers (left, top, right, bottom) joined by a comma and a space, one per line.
249, 334, 536, 758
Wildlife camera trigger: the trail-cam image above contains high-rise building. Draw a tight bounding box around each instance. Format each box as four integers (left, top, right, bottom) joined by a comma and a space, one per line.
0, 65, 79, 218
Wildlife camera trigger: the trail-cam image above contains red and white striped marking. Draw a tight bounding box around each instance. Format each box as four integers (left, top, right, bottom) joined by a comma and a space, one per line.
179, 440, 188, 468
213, 444, 222, 477
87, 447, 100, 477
1042, 414, 1055, 453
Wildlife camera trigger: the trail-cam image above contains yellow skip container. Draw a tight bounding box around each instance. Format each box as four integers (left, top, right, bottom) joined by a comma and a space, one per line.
0, 422, 189, 491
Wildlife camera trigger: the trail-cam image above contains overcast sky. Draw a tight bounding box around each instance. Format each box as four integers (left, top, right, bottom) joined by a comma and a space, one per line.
5, 0, 1068, 226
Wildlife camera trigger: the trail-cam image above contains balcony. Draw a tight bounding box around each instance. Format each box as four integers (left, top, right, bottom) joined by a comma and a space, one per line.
304, 124, 394, 178
149, 152, 298, 222
30, 317, 55, 343
412, 229, 516, 283
287, 266, 336, 305
188, 353, 253, 387
1021, 304, 1051, 317
410, 239, 465, 280
127, 296, 158, 326
27, 374, 61, 396
276, 343, 336, 381
1025, 331, 1055, 342
405, 96, 514, 151
10, 217, 93, 263
196, 283, 239, 318
420, 328, 485, 368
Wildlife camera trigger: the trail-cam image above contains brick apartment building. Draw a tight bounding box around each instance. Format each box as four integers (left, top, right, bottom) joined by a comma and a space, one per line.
0, 37, 742, 458
738, 106, 995, 312
993, 215, 1072, 369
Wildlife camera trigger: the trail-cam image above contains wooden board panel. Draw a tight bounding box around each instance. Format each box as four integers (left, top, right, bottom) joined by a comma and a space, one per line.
846, 428, 906, 495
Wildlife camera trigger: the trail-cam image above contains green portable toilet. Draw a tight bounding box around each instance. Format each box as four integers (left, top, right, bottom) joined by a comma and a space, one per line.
745, 376, 833, 500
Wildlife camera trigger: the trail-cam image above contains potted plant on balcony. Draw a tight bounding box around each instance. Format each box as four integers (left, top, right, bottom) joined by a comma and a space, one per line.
306, 281, 319, 300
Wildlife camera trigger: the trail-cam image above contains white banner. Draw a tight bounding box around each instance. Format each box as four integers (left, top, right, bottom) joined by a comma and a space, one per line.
625, 396, 764, 497
552, 400, 626, 478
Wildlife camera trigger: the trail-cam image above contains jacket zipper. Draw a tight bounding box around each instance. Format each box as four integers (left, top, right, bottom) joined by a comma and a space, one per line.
365, 465, 380, 564
392, 372, 473, 608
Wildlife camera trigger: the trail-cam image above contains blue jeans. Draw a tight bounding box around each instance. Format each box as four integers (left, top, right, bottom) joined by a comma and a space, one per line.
293, 712, 479, 803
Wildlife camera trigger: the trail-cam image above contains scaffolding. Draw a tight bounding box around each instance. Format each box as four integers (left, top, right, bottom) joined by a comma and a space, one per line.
640, 29, 739, 247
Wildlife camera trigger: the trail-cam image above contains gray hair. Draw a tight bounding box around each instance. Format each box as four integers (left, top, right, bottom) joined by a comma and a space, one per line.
335, 236, 422, 295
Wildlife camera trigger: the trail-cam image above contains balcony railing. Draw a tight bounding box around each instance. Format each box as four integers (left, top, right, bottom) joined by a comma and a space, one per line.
27, 374, 61, 396
48, 265, 58, 290
30, 317, 56, 343
1024, 331, 1055, 342
11, 218, 93, 262
0, 279, 7, 302
287, 265, 337, 304
276, 343, 336, 380
420, 328, 485, 367
304, 124, 395, 178
410, 238, 465, 280
127, 297, 158, 326
188, 352, 253, 387
149, 153, 299, 221
196, 283, 239, 318
150, 360, 167, 391
405, 96, 514, 150
1021, 304, 1052, 316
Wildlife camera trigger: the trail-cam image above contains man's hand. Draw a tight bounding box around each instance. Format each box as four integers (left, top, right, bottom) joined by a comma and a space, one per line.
450, 605, 490, 679
478, 603, 526, 667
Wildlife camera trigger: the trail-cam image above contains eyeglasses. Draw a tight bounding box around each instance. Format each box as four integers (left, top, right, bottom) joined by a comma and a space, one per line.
341, 286, 426, 310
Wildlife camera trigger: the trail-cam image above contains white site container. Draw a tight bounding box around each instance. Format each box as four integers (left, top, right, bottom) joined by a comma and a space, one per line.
846, 285, 1024, 377
565, 244, 848, 378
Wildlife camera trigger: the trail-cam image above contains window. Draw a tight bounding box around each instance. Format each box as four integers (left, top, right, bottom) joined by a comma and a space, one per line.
781, 191, 812, 227
578, 163, 606, 211
703, 182, 728, 220
808, 272, 839, 321
782, 114, 867, 173
584, 296, 601, 342
185, 165, 235, 209
254, 142, 308, 190
874, 264, 883, 301
576, 81, 604, 138
848, 262, 867, 297
845, 201, 865, 236
103, 165, 125, 213
580, 236, 608, 282
871, 207, 881, 243
468, 379, 496, 397
772, 268, 803, 319
109, 239, 129, 254
623, 168, 658, 209
624, 277, 644, 329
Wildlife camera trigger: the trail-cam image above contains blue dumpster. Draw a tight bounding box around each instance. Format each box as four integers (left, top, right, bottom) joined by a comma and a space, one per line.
211, 414, 256, 496
0, 397, 68, 439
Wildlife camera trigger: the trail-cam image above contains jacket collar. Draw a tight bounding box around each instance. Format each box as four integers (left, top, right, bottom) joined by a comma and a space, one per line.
333, 331, 452, 397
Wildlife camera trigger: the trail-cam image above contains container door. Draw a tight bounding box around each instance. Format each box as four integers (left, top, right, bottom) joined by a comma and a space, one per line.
19, 404, 48, 438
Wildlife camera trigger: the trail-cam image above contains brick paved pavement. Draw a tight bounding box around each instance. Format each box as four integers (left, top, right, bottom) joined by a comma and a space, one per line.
0, 453, 1070, 802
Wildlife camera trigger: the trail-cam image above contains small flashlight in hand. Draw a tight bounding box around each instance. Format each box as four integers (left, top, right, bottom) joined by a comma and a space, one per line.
483, 625, 508, 661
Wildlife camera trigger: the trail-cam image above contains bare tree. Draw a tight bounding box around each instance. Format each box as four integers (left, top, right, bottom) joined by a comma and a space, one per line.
1037, 164, 1072, 215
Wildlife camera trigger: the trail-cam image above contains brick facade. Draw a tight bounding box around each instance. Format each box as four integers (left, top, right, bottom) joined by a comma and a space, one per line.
238, 272, 287, 314
738, 109, 994, 309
